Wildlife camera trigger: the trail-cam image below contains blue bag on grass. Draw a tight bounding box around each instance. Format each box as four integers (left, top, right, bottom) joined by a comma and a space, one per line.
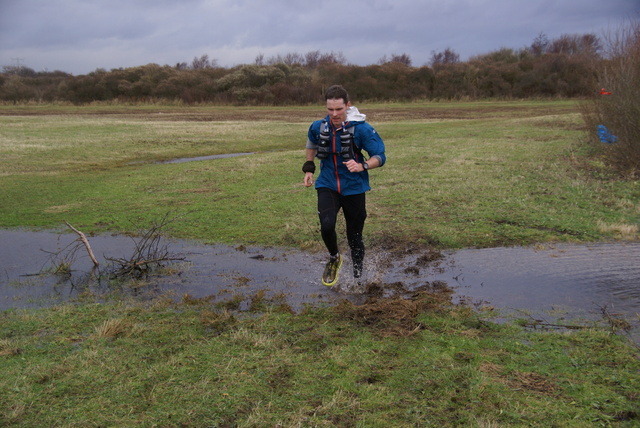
597, 125, 618, 144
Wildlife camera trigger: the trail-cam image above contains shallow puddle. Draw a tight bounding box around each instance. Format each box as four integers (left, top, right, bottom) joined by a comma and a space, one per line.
159, 152, 254, 164
394, 243, 640, 328
1, 229, 638, 342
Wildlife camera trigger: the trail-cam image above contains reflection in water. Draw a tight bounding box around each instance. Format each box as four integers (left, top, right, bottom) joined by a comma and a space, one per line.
392, 243, 640, 316
0, 229, 347, 311
1, 230, 639, 341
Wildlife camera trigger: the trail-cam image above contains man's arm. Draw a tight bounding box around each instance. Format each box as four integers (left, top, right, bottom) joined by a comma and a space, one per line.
306, 148, 317, 162
303, 148, 317, 187
345, 124, 385, 173
361, 126, 386, 168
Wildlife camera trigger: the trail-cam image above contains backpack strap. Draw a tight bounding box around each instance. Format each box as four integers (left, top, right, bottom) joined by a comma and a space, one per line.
317, 120, 364, 161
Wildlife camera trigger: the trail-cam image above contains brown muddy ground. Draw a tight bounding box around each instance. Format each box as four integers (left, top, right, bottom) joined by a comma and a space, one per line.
0, 102, 580, 124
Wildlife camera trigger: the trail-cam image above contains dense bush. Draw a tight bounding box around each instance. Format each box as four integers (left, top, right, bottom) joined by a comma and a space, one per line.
581, 19, 640, 176
0, 33, 605, 105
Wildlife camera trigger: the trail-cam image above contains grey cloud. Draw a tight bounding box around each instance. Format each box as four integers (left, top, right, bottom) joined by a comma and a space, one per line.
1, 0, 637, 74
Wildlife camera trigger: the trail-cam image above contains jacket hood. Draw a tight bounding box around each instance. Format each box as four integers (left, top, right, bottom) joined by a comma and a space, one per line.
346, 106, 366, 123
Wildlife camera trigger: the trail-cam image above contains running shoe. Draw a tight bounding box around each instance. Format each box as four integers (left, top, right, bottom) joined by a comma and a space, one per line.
353, 263, 363, 280
322, 254, 343, 287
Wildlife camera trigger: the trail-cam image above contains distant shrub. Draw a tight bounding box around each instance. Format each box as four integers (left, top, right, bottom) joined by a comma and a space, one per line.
581, 18, 640, 177
0, 39, 609, 104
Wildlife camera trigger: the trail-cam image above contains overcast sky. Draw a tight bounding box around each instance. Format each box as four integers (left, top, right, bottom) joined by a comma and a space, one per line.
1, 0, 638, 75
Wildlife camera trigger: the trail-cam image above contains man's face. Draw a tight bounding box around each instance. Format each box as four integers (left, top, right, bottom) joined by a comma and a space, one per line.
326, 98, 350, 128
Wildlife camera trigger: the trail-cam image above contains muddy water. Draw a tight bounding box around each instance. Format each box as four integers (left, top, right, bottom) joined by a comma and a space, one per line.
393, 243, 640, 321
0, 229, 359, 311
159, 152, 254, 164
1, 230, 638, 341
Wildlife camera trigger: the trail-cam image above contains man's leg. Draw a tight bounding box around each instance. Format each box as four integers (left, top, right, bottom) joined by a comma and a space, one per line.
342, 193, 367, 278
317, 188, 341, 256
317, 188, 343, 286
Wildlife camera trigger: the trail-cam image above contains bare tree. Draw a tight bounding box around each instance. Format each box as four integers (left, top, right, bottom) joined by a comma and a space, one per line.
2, 65, 36, 77
305, 50, 321, 67
284, 52, 305, 65
550, 33, 601, 56
266, 52, 305, 66
379, 53, 412, 66
530, 32, 550, 56
318, 51, 347, 65
191, 54, 217, 69
429, 48, 460, 66
580, 17, 640, 176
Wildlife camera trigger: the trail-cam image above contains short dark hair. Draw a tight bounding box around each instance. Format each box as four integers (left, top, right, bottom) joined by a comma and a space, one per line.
324, 85, 349, 104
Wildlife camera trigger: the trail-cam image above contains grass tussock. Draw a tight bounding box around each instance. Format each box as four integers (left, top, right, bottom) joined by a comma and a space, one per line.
93, 318, 132, 339
0, 339, 21, 357
597, 220, 639, 239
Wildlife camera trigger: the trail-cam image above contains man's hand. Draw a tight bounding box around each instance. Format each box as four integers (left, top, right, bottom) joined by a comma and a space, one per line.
344, 159, 365, 173
304, 172, 314, 187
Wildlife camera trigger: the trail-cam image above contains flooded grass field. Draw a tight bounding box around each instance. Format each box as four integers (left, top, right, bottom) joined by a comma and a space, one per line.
2, 101, 639, 346
2, 229, 638, 342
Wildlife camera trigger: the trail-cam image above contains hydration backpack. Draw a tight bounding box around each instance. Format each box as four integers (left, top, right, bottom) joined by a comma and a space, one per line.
316, 120, 361, 160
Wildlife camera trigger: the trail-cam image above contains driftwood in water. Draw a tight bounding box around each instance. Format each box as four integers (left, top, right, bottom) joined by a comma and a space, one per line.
64, 221, 99, 267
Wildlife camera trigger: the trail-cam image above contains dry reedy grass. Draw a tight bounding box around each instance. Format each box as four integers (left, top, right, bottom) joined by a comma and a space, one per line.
0, 339, 21, 356
597, 220, 639, 240
93, 318, 131, 339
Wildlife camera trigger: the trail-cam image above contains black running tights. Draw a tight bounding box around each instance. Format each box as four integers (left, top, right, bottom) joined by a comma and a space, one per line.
317, 188, 367, 273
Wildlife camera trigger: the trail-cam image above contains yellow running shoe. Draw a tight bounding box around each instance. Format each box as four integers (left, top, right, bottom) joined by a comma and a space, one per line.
321, 254, 343, 287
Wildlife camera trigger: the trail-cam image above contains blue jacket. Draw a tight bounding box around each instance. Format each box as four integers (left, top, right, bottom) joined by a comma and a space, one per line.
306, 109, 386, 196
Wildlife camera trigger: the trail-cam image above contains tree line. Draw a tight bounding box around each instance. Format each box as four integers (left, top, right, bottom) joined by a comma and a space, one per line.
0, 33, 605, 104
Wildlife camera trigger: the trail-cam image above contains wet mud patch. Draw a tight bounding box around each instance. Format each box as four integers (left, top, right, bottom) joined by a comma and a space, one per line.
0, 103, 576, 123
334, 284, 454, 338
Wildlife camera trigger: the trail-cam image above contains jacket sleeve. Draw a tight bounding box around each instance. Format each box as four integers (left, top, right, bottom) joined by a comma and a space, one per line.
357, 124, 386, 166
306, 121, 321, 150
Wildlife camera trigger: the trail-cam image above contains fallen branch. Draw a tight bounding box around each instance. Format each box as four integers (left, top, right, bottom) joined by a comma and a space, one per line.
517, 312, 590, 330
64, 221, 99, 267
104, 212, 185, 279
599, 305, 632, 332
107, 255, 185, 277
523, 322, 589, 330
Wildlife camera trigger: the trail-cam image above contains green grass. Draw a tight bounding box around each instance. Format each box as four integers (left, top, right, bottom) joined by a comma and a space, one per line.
0, 100, 638, 249
1, 101, 639, 426
1, 295, 638, 426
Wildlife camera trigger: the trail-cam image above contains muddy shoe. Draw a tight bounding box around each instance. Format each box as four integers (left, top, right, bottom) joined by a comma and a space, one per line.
353, 263, 363, 280
322, 254, 343, 287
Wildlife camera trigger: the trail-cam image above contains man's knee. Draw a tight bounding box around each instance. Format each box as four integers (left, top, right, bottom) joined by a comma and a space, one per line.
320, 215, 336, 233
